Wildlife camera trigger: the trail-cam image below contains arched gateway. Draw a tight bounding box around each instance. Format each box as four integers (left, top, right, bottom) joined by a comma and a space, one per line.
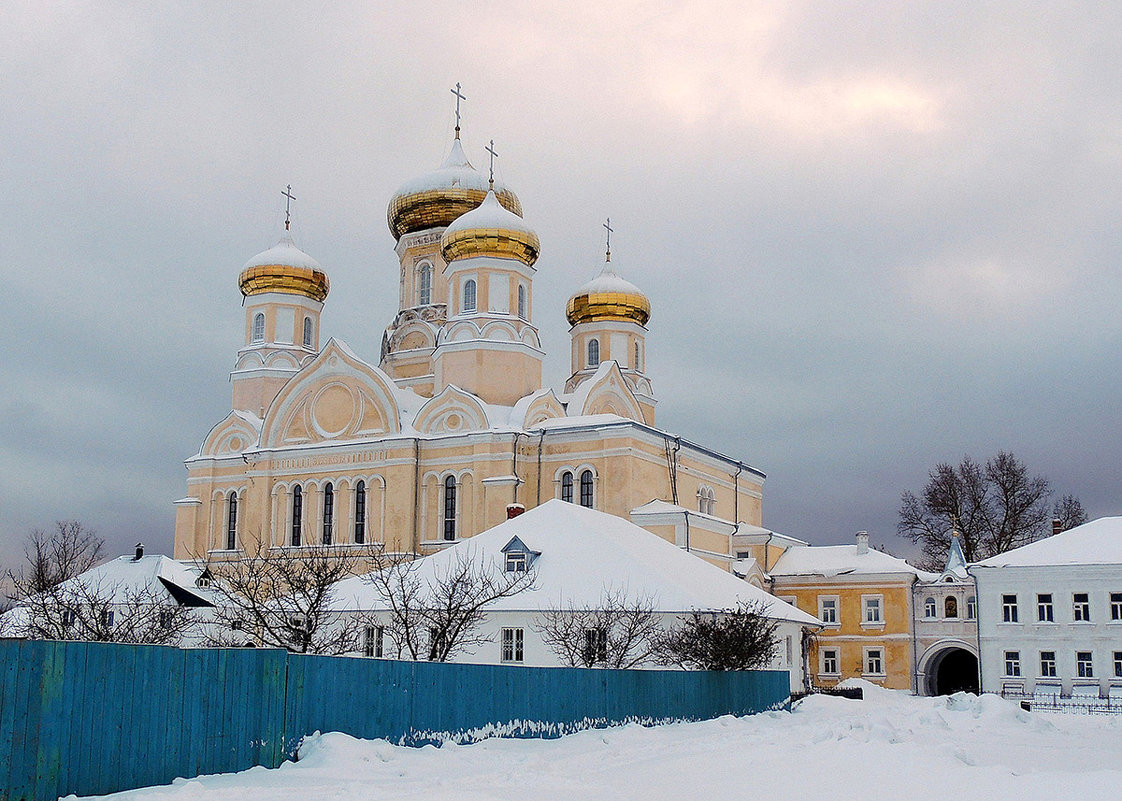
924, 647, 979, 696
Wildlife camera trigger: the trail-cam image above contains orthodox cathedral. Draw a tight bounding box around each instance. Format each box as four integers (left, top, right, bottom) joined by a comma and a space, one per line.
172, 108, 773, 573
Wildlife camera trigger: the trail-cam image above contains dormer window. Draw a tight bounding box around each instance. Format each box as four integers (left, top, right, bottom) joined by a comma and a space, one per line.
501, 536, 540, 573
505, 551, 528, 572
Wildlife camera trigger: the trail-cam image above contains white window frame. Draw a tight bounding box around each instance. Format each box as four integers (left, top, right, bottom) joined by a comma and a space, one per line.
1077, 651, 1094, 678
923, 597, 936, 619
1114, 651, 1122, 678
363, 625, 384, 658
1037, 593, 1054, 623
861, 594, 884, 628
1110, 592, 1122, 622
1039, 650, 1057, 678
818, 596, 840, 627
501, 627, 524, 663
505, 551, 528, 573
1004, 650, 1021, 677
462, 278, 477, 313
252, 312, 265, 343
820, 647, 840, 677
1001, 594, 1019, 623
1073, 592, 1091, 622
863, 647, 885, 677
966, 595, 977, 620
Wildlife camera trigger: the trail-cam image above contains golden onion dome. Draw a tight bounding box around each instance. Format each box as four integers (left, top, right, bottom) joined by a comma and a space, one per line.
238, 235, 330, 302
387, 138, 522, 241
440, 189, 540, 266
566, 261, 651, 327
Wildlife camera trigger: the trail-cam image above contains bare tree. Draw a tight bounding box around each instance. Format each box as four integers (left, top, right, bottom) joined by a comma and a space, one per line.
6, 521, 104, 601
201, 544, 370, 654
656, 601, 779, 671
898, 451, 1057, 568
12, 575, 196, 645
365, 549, 536, 662
534, 588, 663, 668
1052, 494, 1088, 533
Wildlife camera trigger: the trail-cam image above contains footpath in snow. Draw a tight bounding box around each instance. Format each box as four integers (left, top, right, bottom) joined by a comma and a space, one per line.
77, 681, 1122, 801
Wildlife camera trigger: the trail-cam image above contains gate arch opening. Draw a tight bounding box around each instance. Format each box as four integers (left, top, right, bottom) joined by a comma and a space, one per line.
926, 647, 979, 695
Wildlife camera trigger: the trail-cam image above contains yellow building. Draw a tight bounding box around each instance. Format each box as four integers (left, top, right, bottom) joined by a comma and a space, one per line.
172, 122, 773, 568
769, 532, 932, 690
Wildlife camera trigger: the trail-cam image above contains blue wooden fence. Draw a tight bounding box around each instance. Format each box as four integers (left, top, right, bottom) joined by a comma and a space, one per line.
0, 639, 790, 801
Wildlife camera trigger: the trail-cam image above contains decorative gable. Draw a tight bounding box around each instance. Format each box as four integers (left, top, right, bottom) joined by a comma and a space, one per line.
199, 411, 262, 457
570, 361, 644, 422
412, 384, 490, 435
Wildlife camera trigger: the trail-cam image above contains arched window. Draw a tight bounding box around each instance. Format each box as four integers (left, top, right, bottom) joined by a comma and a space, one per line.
923, 597, 936, 618
579, 470, 594, 509
635, 341, 641, 371
303, 317, 313, 348
587, 338, 600, 368
463, 279, 477, 312
561, 471, 574, 503
443, 475, 457, 540
225, 491, 238, 550
322, 483, 334, 545
697, 487, 715, 515
354, 480, 366, 544
252, 313, 265, 343
291, 485, 303, 546
517, 284, 527, 319
945, 596, 959, 619
418, 264, 433, 305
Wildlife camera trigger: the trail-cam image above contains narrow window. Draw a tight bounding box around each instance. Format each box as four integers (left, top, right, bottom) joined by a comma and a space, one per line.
1111, 592, 1122, 621
587, 338, 600, 368
443, 475, 457, 541
865, 648, 883, 675
1037, 593, 1054, 622
560, 471, 574, 503
579, 470, 594, 509
354, 480, 366, 544
1004, 651, 1021, 677
1040, 651, 1057, 677
303, 317, 313, 348
501, 628, 524, 663
1073, 592, 1091, 622
517, 284, 527, 319
924, 597, 936, 618
100, 610, 115, 629
819, 597, 838, 625
418, 264, 432, 305
582, 628, 607, 664
1077, 651, 1094, 678
322, 482, 334, 545
1114, 651, 1122, 678
364, 626, 384, 658
944, 596, 958, 619
252, 312, 265, 343
463, 278, 477, 312
966, 595, 977, 619
821, 649, 839, 675
291, 485, 303, 546
863, 596, 882, 624
226, 491, 238, 550
635, 341, 641, 371
1002, 594, 1018, 623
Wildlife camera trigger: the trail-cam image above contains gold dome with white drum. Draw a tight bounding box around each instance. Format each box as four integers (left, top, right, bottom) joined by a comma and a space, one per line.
238, 234, 330, 302
565, 259, 650, 327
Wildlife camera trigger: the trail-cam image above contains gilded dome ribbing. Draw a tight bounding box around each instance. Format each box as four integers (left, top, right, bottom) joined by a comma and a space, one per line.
565, 261, 650, 326
387, 138, 522, 241
238, 236, 330, 302
440, 190, 540, 265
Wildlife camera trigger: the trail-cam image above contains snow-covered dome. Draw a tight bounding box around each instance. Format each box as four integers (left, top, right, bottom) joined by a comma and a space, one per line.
440, 189, 540, 266
387, 138, 522, 241
566, 260, 650, 326
238, 235, 330, 302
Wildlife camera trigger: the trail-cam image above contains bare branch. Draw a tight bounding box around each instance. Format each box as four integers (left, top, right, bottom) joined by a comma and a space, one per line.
534, 587, 664, 668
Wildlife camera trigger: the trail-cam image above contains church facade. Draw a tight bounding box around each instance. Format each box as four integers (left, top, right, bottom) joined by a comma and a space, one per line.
172, 123, 772, 569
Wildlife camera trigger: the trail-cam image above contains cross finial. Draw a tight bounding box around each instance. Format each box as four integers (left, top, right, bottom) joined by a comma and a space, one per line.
485, 139, 498, 189
281, 185, 296, 232
451, 82, 467, 139
603, 218, 614, 262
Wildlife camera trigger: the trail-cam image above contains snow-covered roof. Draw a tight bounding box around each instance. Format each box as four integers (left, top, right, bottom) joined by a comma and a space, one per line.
973, 516, 1122, 568
770, 542, 934, 580
243, 235, 323, 272
443, 190, 533, 236
571, 262, 646, 299
329, 500, 821, 626
10, 553, 215, 608
391, 138, 514, 199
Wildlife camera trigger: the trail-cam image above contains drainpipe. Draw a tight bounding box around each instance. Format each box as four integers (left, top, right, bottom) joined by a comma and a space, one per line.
511, 432, 523, 504
535, 430, 545, 505
683, 510, 691, 552
968, 566, 984, 694
909, 575, 919, 695
411, 438, 421, 556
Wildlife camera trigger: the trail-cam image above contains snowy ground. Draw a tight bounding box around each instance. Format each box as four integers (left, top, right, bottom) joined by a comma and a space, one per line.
78, 682, 1122, 801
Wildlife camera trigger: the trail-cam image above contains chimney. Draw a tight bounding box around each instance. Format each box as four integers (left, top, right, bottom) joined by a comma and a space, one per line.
506, 503, 526, 519
133, 542, 144, 561
1052, 518, 1063, 536
855, 531, 869, 556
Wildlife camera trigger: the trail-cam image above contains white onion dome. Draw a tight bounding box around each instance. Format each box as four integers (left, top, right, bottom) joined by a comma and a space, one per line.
238, 235, 330, 302
387, 138, 522, 241
439, 189, 540, 266
565, 260, 650, 326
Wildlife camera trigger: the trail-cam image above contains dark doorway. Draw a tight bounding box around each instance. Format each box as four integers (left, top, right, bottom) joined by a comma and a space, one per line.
929, 648, 979, 695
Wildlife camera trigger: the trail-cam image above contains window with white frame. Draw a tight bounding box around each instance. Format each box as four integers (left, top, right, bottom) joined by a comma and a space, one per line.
322, 482, 334, 545
1111, 592, 1122, 621
579, 470, 594, 509
505, 551, 527, 572
583, 628, 608, 664
517, 283, 527, 319
923, 597, 936, 618
442, 475, 457, 541
587, 338, 600, 368
363, 626, 384, 658
1037, 593, 1054, 622
1004, 651, 1021, 677
818, 596, 839, 626
862, 595, 883, 625
463, 278, 477, 312
291, 485, 303, 546
560, 470, 574, 503
303, 316, 313, 348
1040, 651, 1057, 677
1077, 651, 1094, 678
501, 628, 524, 663
1002, 594, 1018, 623
821, 648, 839, 676
252, 312, 265, 342
864, 648, 884, 676
418, 263, 432, 305
100, 610, 115, 628
1114, 651, 1122, 678
226, 491, 238, 551
1073, 592, 1091, 622
354, 480, 366, 544
966, 595, 976, 620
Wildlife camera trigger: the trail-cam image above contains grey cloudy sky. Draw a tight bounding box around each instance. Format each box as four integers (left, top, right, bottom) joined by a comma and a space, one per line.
2, 1, 1120, 567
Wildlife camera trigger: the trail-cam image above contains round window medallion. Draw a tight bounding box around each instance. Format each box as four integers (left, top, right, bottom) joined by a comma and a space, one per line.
229, 437, 243, 451
312, 383, 355, 437
446, 413, 461, 429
